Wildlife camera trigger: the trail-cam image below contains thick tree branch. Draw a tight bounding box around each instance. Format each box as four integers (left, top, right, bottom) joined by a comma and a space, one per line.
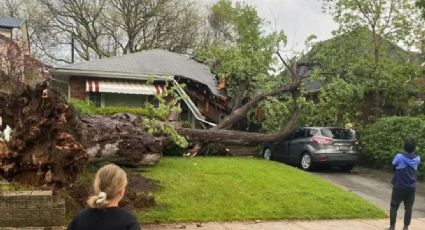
231, 81, 248, 113
277, 51, 297, 79
178, 105, 300, 145
215, 78, 302, 130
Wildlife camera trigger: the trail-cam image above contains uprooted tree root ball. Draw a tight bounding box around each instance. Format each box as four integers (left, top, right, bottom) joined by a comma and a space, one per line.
0, 82, 88, 188
0, 75, 164, 188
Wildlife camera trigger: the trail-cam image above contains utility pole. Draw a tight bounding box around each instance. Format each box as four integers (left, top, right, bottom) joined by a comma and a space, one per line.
71, 32, 75, 63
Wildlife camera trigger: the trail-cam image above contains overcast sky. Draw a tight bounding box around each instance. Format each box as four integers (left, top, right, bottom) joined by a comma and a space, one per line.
204, 0, 338, 53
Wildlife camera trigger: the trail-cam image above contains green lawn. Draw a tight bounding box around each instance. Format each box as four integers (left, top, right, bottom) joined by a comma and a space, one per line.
136, 157, 386, 223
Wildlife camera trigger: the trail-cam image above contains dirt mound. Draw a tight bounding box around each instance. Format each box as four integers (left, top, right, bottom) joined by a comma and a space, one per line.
121, 172, 158, 210
67, 171, 158, 213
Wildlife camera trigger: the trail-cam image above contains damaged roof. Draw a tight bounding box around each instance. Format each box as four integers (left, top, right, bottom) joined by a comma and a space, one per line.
54, 49, 219, 95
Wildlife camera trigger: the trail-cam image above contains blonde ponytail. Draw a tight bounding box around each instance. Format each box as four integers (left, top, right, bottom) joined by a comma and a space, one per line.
87, 192, 110, 209
86, 164, 128, 209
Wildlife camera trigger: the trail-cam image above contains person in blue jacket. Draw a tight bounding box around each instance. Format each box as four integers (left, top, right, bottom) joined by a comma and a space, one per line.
387, 138, 421, 230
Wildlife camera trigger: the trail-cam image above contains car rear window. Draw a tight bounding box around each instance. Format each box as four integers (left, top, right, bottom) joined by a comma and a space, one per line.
320, 128, 354, 140
307, 129, 318, 137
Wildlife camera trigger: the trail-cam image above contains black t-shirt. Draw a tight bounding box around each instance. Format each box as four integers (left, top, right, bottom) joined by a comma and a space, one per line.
67, 207, 141, 230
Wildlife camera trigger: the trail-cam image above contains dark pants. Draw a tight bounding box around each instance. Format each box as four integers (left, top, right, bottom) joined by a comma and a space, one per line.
390, 187, 416, 226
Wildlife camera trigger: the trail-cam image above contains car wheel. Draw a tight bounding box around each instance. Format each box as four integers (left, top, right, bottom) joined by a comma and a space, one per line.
263, 148, 272, 160
340, 164, 354, 172
300, 152, 313, 171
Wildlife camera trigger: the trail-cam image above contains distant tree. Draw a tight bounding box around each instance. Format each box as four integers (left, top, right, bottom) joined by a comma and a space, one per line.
0, 0, 20, 17
415, 0, 425, 54
321, 0, 418, 64
320, 0, 424, 120
0, 0, 205, 64
199, 0, 293, 129
0, 0, 57, 63
416, 0, 425, 18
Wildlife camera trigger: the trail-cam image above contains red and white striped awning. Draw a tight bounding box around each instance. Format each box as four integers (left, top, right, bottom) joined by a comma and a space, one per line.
86, 80, 164, 95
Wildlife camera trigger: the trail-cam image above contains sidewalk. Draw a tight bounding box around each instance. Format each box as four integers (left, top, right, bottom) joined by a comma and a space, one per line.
143, 218, 425, 230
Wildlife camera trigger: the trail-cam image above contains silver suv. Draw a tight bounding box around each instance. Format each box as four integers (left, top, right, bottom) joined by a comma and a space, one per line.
262, 127, 359, 171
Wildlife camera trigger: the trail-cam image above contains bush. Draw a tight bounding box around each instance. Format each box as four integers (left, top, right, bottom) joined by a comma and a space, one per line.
70, 99, 153, 117
360, 116, 425, 179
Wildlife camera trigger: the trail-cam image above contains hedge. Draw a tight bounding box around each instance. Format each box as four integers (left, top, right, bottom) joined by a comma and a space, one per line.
360, 116, 425, 179
70, 99, 152, 117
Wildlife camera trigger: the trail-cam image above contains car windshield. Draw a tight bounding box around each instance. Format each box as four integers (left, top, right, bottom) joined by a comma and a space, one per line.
321, 128, 354, 140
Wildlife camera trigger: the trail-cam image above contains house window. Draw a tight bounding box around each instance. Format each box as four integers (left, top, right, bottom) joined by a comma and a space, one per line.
147, 95, 159, 107
292, 129, 306, 139
104, 93, 148, 107
88, 92, 102, 107
180, 102, 190, 121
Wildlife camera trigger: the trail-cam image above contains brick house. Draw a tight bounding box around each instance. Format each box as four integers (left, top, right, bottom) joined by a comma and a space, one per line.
52, 49, 230, 127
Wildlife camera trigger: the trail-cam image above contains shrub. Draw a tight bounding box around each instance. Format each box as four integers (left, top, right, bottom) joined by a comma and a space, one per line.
360, 116, 425, 179
69, 99, 152, 117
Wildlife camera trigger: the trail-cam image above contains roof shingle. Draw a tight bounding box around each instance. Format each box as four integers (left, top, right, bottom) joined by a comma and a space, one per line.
0, 17, 25, 29
56, 49, 219, 95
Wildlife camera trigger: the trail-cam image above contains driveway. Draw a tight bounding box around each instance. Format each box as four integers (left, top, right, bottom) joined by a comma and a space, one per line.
313, 167, 425, 218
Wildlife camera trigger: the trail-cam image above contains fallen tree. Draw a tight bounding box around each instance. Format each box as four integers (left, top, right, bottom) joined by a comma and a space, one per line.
0, 34, 305, 188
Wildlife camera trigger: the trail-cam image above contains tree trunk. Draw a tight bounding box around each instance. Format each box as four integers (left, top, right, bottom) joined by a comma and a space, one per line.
0, 82, 162, 188
79, 114, 162, 167
178, 106, 300, 145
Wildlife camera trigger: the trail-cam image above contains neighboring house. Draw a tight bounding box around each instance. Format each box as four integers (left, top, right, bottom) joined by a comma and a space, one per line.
0, 17, 29, 53
52, 49, 230, 127
296, 28, 424, 122
297, 62, 323, 95
0, 28, 47, 85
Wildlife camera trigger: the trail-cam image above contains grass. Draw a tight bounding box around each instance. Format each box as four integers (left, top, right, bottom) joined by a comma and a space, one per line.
69, 99, 152, 117
0, 180, 36, 192
136, 157, 387, 224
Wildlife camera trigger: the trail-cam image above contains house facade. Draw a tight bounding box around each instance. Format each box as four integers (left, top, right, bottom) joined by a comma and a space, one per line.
52, 49, 230, 127
0, 17, 29, 53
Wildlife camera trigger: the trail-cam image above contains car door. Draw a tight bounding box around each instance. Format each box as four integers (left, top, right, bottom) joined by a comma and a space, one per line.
275, 134, 291, 163
288, 129, 307, 164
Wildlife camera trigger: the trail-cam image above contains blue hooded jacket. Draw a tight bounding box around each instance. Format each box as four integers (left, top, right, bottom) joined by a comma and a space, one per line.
392, 153, 421, 188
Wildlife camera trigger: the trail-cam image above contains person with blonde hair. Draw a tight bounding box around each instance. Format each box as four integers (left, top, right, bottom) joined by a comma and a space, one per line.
345, 122, 356, 138
67, 164, 140, 230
